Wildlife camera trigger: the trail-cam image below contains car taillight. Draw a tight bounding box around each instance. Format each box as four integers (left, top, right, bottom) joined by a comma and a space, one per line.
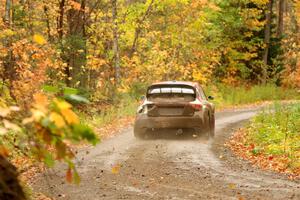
190, 103, 202, 111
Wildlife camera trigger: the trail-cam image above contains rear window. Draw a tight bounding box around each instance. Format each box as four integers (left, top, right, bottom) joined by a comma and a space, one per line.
147, 87, 195, 102
148, 87, 195, 95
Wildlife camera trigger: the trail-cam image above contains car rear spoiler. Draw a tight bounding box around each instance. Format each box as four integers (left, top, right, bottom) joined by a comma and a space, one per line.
146, 84, 196, 98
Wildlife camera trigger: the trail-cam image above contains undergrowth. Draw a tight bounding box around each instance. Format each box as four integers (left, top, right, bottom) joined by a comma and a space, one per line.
246, 103, 300, 172
207, 84, 299, 108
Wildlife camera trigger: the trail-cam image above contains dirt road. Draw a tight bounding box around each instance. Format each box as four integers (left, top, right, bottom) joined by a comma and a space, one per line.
32, 109, 300, 200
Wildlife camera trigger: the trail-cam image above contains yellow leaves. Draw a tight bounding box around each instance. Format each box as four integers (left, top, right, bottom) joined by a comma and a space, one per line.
50, 112, 66, 128
0, 29, 15, 39
23, 93, 49, 123
111, 164, 121, 174
0, 107, 11, 117
228, 183, 236, 189
0, 106, 20, 117
0, 105, 21, 133
117, 83, 130, 93
24, 95, 80, 128
54, 99, 72, 110
87, 57, 107, 70
244, 31, 253, 38
60, 109, 79, 124
3, 120, 21, 132
0, 127, 7, 135
53, 98, 79, 125
33, 34, 47, 45
251, 0, 269, 6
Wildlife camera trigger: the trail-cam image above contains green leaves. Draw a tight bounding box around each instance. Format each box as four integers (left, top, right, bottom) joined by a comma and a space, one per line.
72, 124, 99, 146
248, 103, 300, 157
42, 85, 90, 104
65, 94, 90, 104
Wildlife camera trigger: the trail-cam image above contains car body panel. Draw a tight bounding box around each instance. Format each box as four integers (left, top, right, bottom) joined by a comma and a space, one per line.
134, 81, 215, 138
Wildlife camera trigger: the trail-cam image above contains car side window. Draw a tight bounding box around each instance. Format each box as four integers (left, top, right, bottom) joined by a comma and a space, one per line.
198, 88, 207, 100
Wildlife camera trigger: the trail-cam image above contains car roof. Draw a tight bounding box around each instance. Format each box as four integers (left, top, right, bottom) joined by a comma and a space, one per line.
149, 81, 198, 88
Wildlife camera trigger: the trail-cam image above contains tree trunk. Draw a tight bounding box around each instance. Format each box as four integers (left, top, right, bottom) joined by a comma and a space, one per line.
130, 0, 154, 57
3, 0, 16, 99
112, 0, 120, 85
0, 155, 26, 200
27, 0, 34, 35
66, 0, 87, 88
4, 0, 11, 25
277, 0, 284, 37
57, 0, 72, 86
44, 5, 52, 41
58, 0, 65, 41
262, 0, 273, 84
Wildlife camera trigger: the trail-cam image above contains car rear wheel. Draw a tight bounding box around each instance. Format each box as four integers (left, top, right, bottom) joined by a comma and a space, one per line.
203, 114, 215, 140
134, 126, 146, 139
209, 115, 215, 138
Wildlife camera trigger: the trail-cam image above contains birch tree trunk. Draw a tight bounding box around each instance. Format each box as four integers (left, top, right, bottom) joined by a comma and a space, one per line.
4, 0, 11, 25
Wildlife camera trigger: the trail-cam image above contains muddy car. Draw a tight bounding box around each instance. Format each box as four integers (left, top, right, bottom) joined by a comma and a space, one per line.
134, 81, 215, 139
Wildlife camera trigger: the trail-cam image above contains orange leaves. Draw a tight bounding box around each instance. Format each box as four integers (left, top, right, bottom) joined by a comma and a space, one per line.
66, 167, 73, 183
50, 112, 66, 128
60, 109, 79, 125
0, 145, 9, 157
8, 38, 55, 108
66, 166, 80, 184
33, 93, 49, 113
69, 0, 82, 11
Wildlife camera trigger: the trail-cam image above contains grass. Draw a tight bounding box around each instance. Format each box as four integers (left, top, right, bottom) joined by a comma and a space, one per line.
246, 103, 300, 172
206, 84, 299, 108
78, 94, 139, 134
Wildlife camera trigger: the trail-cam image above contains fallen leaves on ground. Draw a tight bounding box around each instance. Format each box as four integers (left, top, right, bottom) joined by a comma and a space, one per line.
111, 164, 121, 174
226, 128, 300, 180
95, 116, 135, 140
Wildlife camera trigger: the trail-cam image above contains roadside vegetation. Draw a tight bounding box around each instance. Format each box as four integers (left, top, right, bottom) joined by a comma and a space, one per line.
228, 103, 300, 179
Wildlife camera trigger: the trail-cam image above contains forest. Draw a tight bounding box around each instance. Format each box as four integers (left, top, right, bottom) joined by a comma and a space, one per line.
0, 0, 300, 199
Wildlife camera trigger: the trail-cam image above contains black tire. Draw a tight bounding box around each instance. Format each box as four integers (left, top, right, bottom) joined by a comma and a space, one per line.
134, 125, 146, 139
209, 115, 215, 138
202, 113, 211, 140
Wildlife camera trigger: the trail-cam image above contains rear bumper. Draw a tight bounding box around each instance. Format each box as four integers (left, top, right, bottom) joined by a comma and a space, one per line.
134, 114, 204, 129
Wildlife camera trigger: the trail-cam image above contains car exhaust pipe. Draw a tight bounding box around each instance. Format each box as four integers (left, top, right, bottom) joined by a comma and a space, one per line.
176, 129, 183, 135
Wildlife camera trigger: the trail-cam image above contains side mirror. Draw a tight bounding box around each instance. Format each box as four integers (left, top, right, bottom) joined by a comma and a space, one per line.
208, 96, 214, 100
